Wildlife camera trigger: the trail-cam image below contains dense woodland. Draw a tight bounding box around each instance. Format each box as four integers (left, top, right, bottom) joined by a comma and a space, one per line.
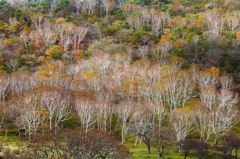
0, 0, 240, 158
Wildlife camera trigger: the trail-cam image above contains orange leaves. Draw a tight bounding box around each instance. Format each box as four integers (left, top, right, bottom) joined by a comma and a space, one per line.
56, 18, 65, 24
17, 48, 24, 54
32, 42, 43, 50
22, 25, 30, 34
75, 50, 83, 60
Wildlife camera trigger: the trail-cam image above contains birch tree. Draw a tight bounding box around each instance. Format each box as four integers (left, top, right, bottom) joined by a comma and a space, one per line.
75, 97, 97, 132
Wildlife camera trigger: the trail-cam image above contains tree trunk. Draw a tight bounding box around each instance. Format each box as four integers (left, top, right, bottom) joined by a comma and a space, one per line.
214, 133, 218, 145
50, 119, 52, 130
122, 127, 124, 144
135, 136, 138, 147
184, 154, 187, 159
178, 146, 181, 154
147, 144, 151, 154
235, 148, 238, 159
4, 129, 8, 143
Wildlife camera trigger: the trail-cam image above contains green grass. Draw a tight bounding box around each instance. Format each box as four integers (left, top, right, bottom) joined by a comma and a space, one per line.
2, 130, 240, 159
125, 143, 197, 159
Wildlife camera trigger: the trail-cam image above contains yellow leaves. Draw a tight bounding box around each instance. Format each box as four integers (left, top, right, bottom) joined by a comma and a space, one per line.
199, 67, 220, 81
72, 79, 81, 83
176, 106, 193, 111
113, 52, 123, 58
37, 56, 45, 62
173, 105, 195, 118
84, 72, 99, 80
17, 48, 24, 54
8, 24, 18, 32
45, 45, 62, 57
194, 16, 206, 27
176, 70, 188, 77
47, 64, 54, 70
170, 56, 185, 62
170, 56, 185, 68
164, 29, 171, 35
38, 71, 52, 77
132, 59, 149, 66
5, 39, 12, 45
56, 18, 65, 24
22, 25, 30, 34
210, 66, 220, 74
160, 66, 170, 70
5, 39, 20, 45
87, 18, 95, 24
38, 107, 48, 116
0, 66, 5, 72
155, 81, 164, 87
236, 32, 240, 39
160, 73, 170, 79
124, 80, 137, 89
120, 3, 134, 10
160, 36, 170, 42
123, 76, 144, 91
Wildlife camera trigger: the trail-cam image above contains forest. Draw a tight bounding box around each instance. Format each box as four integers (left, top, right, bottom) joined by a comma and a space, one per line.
0, 0, 240, 158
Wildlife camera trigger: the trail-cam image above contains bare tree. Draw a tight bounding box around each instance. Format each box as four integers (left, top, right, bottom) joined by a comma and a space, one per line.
15, 108, 41, 141
72, 27, 88, 52
0, 74, 10, 101
83, 0, 97, 14
102, 0, 115, 15
6, 59, 19, 72
152, 127, 175, 159
35, 86, 73, 132
170, 108, 194, 153
131, 106, 155, 154
200, 87, 239, 144
127, 16, 142, 30
194, 106, 212, 141
96, 102, 110, 132
75, 97, 97, 132
30, 21, 57, 50
116, 102, 134, 143
55, 22, 74, 50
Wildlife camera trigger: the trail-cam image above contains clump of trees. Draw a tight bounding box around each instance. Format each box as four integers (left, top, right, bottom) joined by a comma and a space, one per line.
0, 0, 240, 158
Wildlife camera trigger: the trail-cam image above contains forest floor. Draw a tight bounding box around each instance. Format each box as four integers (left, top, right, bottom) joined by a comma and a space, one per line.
0, 135, 197, 159
126, 143, 197, 159
1, 123, 240, 159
